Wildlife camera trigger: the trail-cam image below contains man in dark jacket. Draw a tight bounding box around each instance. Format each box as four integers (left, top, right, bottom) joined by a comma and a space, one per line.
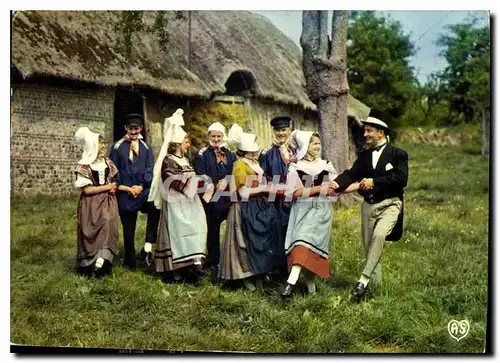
194, 122, 237, 273
334, 114, 409, 297
259, 116, 297, 280
110, 114, 160, 269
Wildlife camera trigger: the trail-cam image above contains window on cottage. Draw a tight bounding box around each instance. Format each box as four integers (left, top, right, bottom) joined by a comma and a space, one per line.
224, 70, 257, 96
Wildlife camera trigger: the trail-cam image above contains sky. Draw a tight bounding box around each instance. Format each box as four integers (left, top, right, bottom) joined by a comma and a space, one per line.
252, 10, 490, 85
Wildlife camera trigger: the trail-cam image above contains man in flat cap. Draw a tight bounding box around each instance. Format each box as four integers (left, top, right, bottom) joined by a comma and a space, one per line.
259, 115, 297, 280
334, 112, 409, 298
110, 114, 160, 270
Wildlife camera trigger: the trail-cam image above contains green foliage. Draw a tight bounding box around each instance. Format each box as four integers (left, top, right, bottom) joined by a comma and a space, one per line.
398, 97, 467, 128
396, 100, 428, 128
428, 17, 490, 123
347, 11, 418, 122
347, 12, 489, 128
184, 101, 249, 153
11, 134, 489, 353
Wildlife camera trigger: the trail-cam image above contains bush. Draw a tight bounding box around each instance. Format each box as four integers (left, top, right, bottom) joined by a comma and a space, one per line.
184, 101, 249, 153
396, 100, 428, 128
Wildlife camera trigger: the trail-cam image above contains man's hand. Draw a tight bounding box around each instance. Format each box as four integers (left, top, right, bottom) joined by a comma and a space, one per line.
327, 186, 336, 196
326, 181, 338, 196
360, 178, 374, 190
125, 186, 137, 197
131, 185, 143, 197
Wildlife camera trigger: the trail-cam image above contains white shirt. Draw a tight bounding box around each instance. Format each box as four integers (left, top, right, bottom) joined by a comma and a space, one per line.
372, 143, 387, 169
285, 159, 340, 202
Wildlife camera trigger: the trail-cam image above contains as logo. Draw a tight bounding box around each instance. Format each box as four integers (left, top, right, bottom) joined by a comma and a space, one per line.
447, 320, 470, 341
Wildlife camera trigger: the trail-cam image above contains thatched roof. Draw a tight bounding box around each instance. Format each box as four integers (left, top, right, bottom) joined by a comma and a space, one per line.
11, 10, 369, 117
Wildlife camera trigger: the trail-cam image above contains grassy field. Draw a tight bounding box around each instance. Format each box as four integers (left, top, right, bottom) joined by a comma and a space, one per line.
10, 134, 490, 353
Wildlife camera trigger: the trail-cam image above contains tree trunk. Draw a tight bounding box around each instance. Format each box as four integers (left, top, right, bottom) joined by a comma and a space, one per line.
318, 96, 348, 171
300, 11, 349, 172
301, 11, 353, 205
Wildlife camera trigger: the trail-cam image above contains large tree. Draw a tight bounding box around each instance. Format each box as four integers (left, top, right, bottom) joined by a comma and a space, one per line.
300, 11, 350, 173
436, 17, 490, 122
347, 11, 417, 124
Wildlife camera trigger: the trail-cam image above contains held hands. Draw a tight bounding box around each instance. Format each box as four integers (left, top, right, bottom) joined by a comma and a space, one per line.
108, 183, 118, 195
327, 181, 339, 196
130, 185, 143, 198
264, 183, 285, 196
359, 178, 374, 191
122, 185, 140, 198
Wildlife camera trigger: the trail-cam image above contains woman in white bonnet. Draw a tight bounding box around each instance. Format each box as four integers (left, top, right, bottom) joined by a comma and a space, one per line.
74, 127, 127, 278
149, 109, 208, 283
280, 131, 360, 298
217, 124, 280, 291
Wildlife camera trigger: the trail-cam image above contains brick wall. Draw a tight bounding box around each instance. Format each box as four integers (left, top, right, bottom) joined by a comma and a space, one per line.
11, 83, 114, 196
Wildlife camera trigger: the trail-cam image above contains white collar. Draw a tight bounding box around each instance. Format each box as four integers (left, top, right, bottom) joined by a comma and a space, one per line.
241, 157, 264, 176
373, 142, 387, 153
293, 158, 328, 175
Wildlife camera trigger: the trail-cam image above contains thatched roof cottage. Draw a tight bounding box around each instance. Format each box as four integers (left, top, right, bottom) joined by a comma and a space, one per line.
11, 10, 370, 195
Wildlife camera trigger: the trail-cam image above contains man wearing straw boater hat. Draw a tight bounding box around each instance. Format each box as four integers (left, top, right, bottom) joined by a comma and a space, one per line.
334, 110, 409, 298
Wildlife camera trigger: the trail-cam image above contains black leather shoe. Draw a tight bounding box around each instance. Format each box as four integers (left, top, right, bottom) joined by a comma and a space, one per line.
211, 276, 221, 285
280, 283, 295, 298
76, 266, 93, 279
193, 264, 205, 277
263, 274, 273, 285
94, 260, 113, 278
94, 263, 104, 279
140, 248, 153, 267
352, 282, 365, 297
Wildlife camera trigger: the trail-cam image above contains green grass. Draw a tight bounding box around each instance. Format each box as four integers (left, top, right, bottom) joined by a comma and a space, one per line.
11, 138, 489, 353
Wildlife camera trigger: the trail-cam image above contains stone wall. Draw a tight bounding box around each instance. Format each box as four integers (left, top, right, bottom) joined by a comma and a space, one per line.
11, 83, 114, 196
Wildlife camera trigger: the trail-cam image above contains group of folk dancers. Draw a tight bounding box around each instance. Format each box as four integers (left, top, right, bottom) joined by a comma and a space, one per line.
74, 108, 408, 298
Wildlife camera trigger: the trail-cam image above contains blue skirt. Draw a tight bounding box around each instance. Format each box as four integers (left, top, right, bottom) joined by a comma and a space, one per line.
240, 196, 280, 275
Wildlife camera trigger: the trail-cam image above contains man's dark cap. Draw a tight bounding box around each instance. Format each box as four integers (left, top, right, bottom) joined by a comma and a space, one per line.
270, 116, 292, 129
123, 114, 144, 127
